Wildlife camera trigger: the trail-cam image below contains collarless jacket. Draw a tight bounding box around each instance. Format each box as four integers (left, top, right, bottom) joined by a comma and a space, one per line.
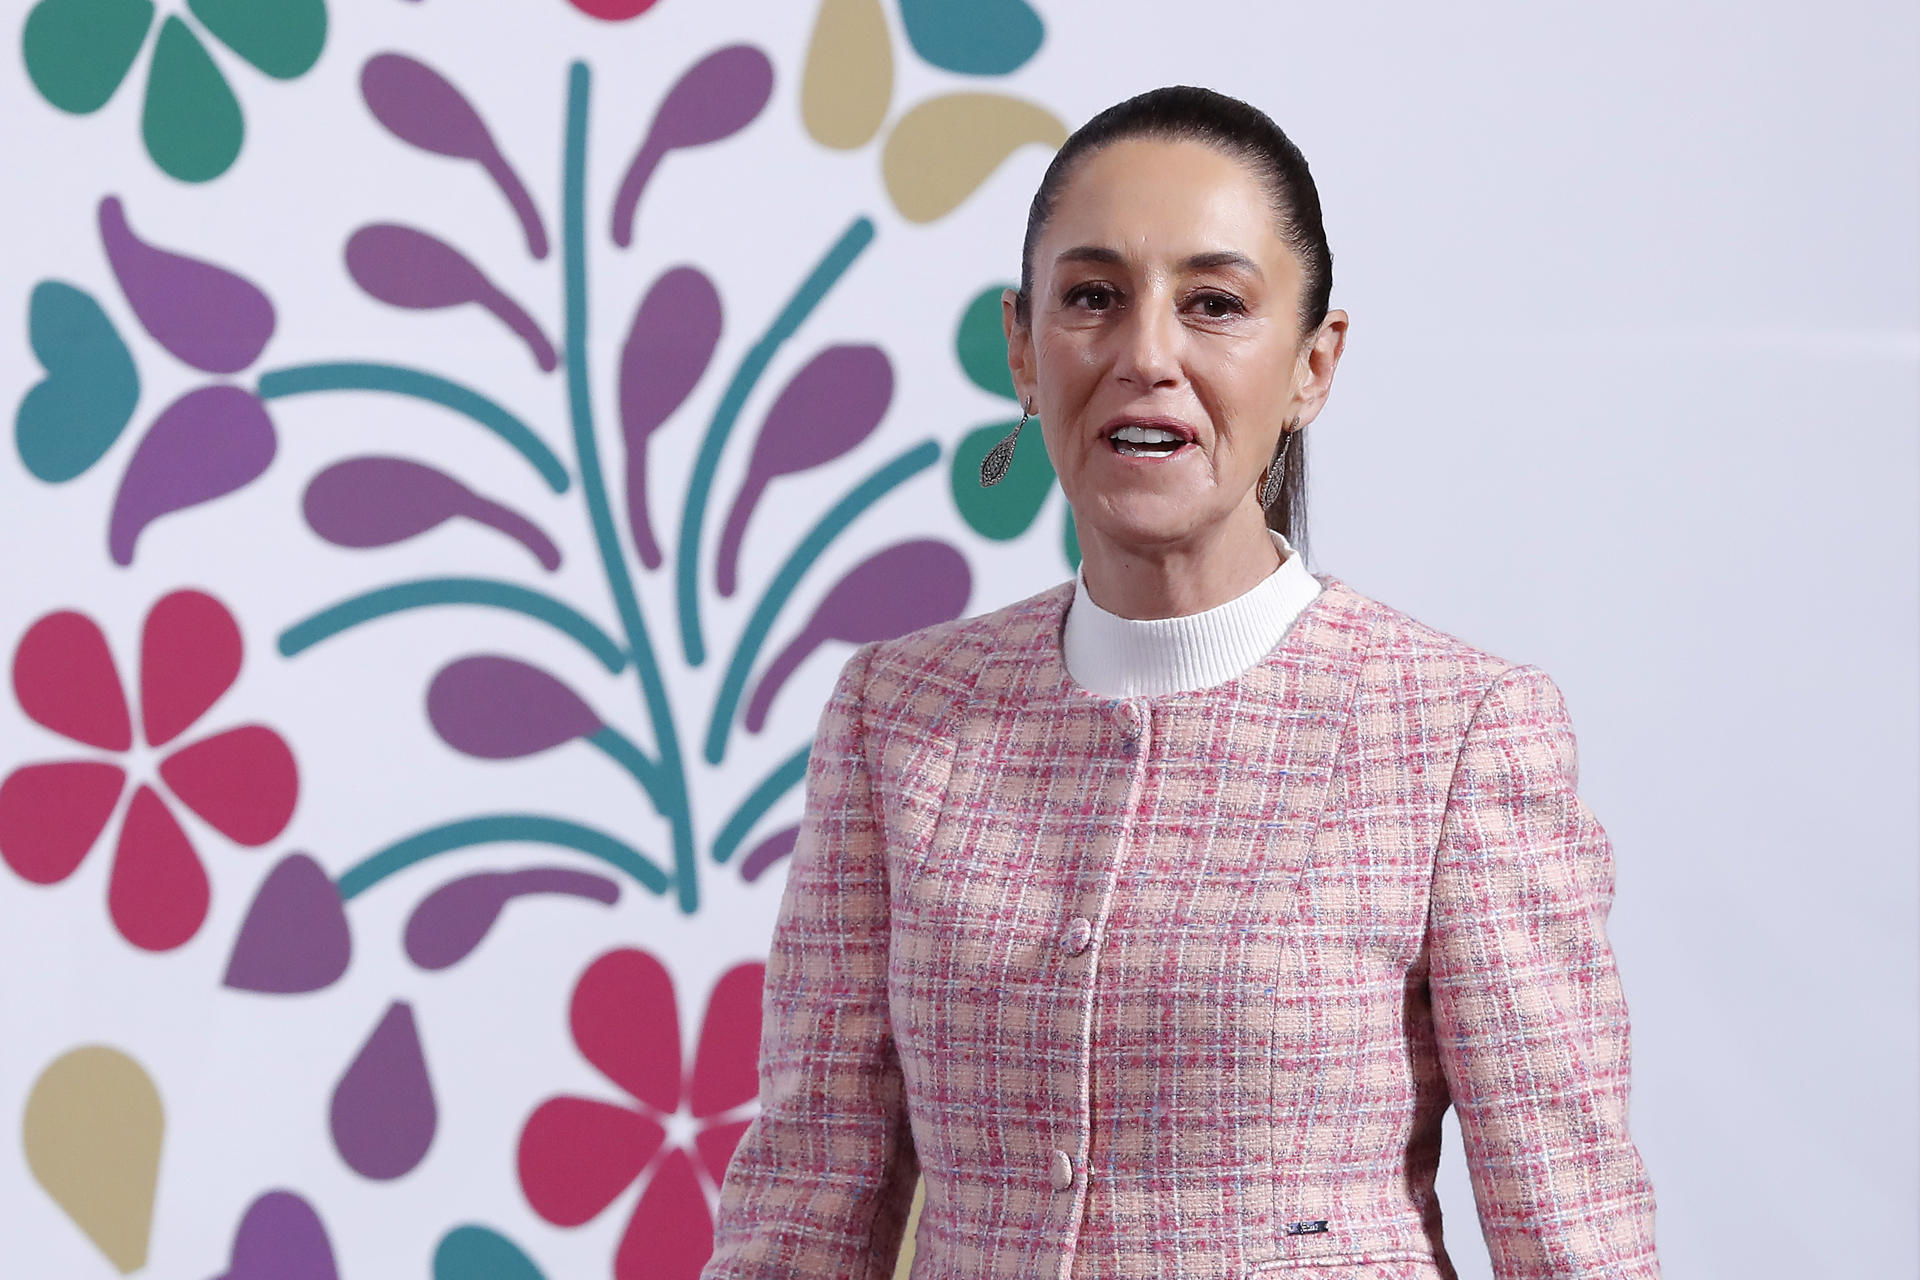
704, 575, 1661, 1280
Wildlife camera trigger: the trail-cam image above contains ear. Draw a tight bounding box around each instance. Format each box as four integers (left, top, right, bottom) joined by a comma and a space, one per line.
1001, 288, 1036, 409
1292, 308, 1348, 429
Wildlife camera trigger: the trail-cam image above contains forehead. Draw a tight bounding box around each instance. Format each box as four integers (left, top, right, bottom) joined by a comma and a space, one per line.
1040, 136, 1293, 277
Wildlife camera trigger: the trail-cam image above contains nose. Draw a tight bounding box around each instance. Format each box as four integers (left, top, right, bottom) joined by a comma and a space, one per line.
1112, 293, 1182, 391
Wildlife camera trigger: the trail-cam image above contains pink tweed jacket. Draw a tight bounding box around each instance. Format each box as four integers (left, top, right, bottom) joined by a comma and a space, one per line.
704, 574, 1660, 1280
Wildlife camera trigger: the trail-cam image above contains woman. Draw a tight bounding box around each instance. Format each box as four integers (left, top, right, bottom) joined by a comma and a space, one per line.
704, 86, 1660, 1280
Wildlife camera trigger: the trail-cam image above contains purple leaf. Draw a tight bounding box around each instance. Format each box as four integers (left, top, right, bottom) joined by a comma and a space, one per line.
718, 344, 891, 596
404, 867, 619, 971
611, 45, 775, 247
223, 853, 351, 995
211, 1190, 339, 1280
426, 656, 604, 759
303, 456, 559, 570
345, 224, 555, 371
360, 54, 547, 260
747, 540, 970, 731
620, 266, 721, 569
98, 196, 275, 374
109, 385, 276, 565
330, 1001, 436, 1180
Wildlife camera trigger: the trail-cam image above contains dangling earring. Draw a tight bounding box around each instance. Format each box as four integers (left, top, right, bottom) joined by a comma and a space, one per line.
1260, 417, 1300, 509
979, 398, 1032, 487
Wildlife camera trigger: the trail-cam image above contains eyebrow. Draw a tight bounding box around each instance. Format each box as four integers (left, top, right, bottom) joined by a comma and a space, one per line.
1053, 245, 1264, 279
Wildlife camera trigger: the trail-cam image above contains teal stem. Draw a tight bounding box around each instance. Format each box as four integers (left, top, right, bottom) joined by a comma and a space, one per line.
257, 362, 569, 493
712, 745, 810, 865
563, 62, 700, 915
674, 217, 877, 668
587, 725, 668, 812
336, 815, 669, 899
278, 578, 627, 673
703, 440, 940, 763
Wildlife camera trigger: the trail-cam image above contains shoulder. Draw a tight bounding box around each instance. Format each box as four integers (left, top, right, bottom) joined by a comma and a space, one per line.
1319, 574, 1565, 730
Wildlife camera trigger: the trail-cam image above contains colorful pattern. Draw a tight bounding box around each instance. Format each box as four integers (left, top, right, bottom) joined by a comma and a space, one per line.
6, 0, 1075, 1275
706, 578, 1661, 1278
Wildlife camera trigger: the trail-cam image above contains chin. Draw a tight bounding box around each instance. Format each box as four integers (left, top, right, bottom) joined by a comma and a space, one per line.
1077, 492, 1213, 553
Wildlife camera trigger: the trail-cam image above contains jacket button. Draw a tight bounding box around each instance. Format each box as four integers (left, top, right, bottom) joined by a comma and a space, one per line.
1060, 917, 1094, 956
1049, 1148, 1075, 1191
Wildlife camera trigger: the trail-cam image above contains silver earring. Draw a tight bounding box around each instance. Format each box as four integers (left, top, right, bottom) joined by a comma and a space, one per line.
1260, 419, 1299, 509
979, 400, 1031, 487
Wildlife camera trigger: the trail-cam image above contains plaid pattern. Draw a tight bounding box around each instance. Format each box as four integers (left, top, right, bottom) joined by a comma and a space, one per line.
703, 576, 1659, 1280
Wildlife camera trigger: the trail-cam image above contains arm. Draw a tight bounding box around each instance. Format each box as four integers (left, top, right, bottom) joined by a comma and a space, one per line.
703, 643, 919, 1279
1428, 665, 1661, 1279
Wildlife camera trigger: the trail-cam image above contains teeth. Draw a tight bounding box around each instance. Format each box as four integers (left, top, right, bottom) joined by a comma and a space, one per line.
1111, 425, 1184, 444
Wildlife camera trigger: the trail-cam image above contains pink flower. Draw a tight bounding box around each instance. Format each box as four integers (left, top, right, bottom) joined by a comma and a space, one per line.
518, 949, 763, 1280
0, 590, 298, 951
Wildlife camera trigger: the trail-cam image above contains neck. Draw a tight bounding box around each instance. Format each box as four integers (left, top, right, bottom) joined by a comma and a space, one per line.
1075, 506, 1283, 620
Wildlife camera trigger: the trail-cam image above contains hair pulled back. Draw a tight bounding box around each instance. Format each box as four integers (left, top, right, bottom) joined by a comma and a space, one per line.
1013, 85, 1332, 550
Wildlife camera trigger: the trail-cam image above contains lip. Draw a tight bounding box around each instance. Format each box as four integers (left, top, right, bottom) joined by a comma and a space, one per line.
1099, 415, 1197, 444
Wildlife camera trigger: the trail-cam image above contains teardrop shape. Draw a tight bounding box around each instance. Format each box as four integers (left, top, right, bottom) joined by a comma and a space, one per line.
954, 283, 1019, 401
141, 16, 244, 183
426, 655, 604, 760
99, 196, 275, 374
432, 1225, 546, 1280
881, 92, 1066, 223
23, 1046, 164, 1274
800, 0, 892, 150
187, 0, 326, 81
23, 0, 156, 115
223, 853, 351, 995
18, 281, 140, 483
108, 385, 276, 565
330, 1001, 437, 1180
214, 1189, 340, 1280
900, 0, 1044, 75
108, 785, 209, 952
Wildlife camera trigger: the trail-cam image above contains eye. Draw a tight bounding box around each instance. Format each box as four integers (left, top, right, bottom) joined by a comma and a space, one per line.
1190, 291, 1246, 319
1064, 283, 1117, 312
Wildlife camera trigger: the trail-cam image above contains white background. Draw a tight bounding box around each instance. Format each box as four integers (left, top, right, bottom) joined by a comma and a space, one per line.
2, 1, 1915, 1276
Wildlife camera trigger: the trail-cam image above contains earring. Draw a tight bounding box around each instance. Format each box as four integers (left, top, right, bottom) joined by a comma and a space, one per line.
1260, 417, 1300, 509
979, 399, 1032, 487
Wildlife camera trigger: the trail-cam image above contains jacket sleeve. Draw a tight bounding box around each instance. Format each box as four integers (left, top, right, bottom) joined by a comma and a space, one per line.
703, 642, 920, 1279
1427, 664, 1661, 1278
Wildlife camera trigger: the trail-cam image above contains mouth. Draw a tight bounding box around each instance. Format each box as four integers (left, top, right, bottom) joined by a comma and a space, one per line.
1102, 417, 1196, 460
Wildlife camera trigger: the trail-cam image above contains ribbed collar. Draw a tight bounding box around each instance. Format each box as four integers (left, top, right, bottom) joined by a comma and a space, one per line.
1062, 530, 1323, 698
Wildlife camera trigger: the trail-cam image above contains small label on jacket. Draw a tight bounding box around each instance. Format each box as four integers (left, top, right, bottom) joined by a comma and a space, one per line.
1283, 1219, 1330, 1236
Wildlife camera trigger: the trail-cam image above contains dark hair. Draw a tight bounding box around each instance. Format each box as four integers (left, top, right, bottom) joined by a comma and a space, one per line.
1014, 85, 1332, 551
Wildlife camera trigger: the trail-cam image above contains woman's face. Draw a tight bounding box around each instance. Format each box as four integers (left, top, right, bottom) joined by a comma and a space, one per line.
1003, 137, 1345, 559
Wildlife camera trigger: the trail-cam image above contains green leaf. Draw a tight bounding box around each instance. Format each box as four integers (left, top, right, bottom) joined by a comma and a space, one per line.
433, 1225, 546, 1280
22, 0, 155, 115
141, 17, 244, 182
17, 282, 140, 483
188, 0, 326, 81
950, 416, 1054, 541
955, 282, 1018, 401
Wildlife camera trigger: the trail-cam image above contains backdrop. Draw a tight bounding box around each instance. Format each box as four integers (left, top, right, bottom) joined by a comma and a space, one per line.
3, 2, 1914, 1277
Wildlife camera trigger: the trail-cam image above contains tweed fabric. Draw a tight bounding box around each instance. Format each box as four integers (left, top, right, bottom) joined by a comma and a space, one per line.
703, 576, 1659, 1280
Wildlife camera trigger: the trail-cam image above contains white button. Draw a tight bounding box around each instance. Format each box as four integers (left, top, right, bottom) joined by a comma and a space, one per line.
1060, 917, 1093, 956
1114, 702, 1141, 731
1049, 1148, 1075, 1191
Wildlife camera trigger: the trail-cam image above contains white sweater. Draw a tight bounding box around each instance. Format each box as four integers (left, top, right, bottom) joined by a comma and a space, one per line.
1062, 530, 1322, 697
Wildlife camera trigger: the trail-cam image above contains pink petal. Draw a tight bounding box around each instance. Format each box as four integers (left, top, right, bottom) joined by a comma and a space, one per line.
13, 610, 131, 750
160, 725, 297, 846
689, 962, 764, 1118
517, 1096, 663, 1227
571, 949, 683, 1114
695, 1118, 751, 1188
109, 785, 209, 951
0, 761, 126, 885
141, 589, 241, 747
615, 1146, 712, 1280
